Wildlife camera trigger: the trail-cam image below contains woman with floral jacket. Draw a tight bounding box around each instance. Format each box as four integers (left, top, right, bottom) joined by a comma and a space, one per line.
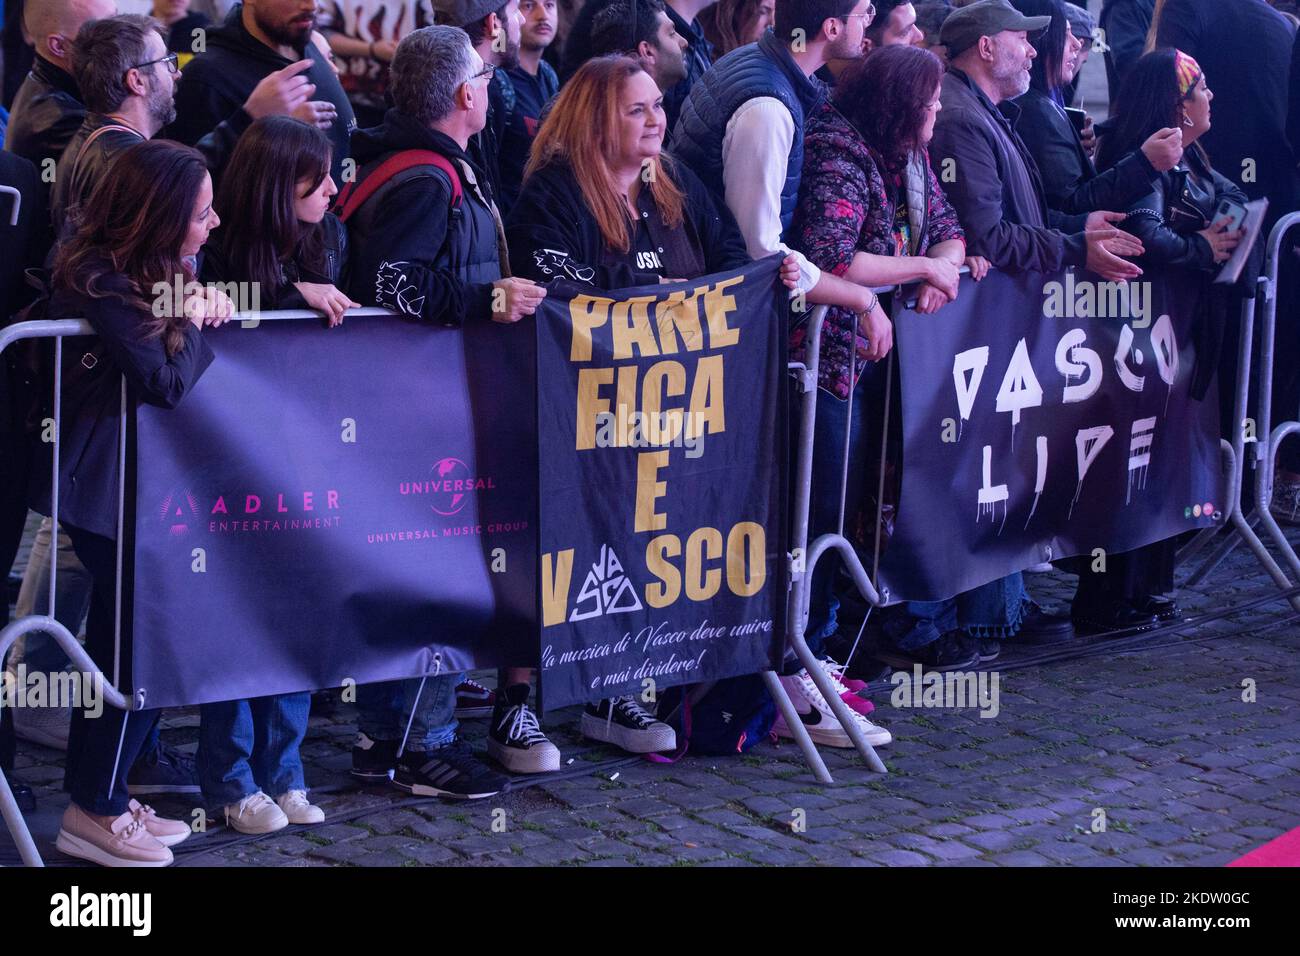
788, 43, 979, 668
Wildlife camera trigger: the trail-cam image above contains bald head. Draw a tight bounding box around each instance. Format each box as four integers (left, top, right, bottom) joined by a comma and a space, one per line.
26, 0, 119, 67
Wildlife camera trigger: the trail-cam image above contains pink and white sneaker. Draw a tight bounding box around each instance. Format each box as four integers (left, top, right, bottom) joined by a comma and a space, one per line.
819, 658, 875, 715
773, 668, 891, 748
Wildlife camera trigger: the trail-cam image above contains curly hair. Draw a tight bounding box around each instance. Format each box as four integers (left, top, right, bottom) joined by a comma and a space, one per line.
832, 43, 944, 173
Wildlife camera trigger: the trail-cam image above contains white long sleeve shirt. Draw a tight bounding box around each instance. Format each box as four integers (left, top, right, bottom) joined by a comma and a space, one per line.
720, 96, 822, 294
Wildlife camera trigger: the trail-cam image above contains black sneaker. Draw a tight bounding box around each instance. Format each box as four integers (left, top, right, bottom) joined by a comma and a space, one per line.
393, 738, 509, 799
14, 782, 35, 813
487, 684, 560, 774
875, 629, 980, 672
127, 742, 200, 795
351, 732, 399, 782
977, 638, 1000, 663
580, 696, 677, 753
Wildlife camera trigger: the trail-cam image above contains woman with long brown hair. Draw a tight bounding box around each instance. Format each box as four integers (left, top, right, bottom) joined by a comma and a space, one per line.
44, 138, 232, 866
196, 115, 339, 835
202, 115, 356, 326
506, 54, 797, 291
698, 0, 776, 56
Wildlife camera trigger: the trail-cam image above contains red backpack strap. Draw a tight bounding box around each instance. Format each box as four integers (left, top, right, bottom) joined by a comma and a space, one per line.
335, 149, 463, 223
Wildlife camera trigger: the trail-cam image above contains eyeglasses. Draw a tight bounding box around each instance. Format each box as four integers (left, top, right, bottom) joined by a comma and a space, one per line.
468, 63, 496, 83
842, 2, 876, 23
130, 52, 180, 76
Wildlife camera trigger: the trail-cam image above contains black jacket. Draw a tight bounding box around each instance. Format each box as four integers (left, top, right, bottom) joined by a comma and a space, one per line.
167, 4, 355, 186
1157, 0, 1300, 224
1013, 85, 1158, 218
1099, 0, 1155, 98
34, 264, 214, 539
53, 113, 249, 237
1, 151, 47, 445
929, 68, 1087, 274
1121, 148, 1248, 272
4, 56, 84, 175
505, 156, 751, 290
200, 213, 348, 311
346, 111, 503, 327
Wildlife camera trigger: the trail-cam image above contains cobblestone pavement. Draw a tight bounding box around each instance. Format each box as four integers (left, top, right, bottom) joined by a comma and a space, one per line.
6, 510, 1300, 867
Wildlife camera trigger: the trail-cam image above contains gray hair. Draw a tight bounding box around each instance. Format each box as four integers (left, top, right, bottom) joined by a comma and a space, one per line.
390, 25, 476, 127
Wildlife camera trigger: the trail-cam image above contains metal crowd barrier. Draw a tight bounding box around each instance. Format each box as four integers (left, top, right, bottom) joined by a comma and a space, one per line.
1179, 212, 1300, 606
0, 308, 391, 866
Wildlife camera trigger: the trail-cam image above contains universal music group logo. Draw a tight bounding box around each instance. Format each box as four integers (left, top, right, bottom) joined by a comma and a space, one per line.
399, 457, 496, 517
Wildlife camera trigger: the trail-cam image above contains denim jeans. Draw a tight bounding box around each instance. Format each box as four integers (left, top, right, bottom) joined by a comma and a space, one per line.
802, 382, 869, 661
356, 672, 463, 752
62, 524, 160, 816
197, 693, 311, 804
886, 573, 1029, 651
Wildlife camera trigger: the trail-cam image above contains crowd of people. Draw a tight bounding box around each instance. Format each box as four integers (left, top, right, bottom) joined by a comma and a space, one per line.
1, 0, 1299, 867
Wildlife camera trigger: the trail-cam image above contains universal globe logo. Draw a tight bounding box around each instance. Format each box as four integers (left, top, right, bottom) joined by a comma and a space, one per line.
398, 458, 497, 516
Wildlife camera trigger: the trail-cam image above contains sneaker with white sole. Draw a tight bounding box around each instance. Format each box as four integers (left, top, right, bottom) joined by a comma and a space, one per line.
12, 701, 71, 750
773, 668, 892, 748
580, 696, 676, 753
224, 791, 289, 834
56, 803, 173, 867
487, 684, 560, 773
128, 799, 190, 847
276, 789, 325, 825
454, 678, 496, 718
818, 658, 875, 716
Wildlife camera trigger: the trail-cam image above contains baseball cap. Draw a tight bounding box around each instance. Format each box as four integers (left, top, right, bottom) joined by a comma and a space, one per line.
940, 0, 1052, 58
433, 0, 503, 27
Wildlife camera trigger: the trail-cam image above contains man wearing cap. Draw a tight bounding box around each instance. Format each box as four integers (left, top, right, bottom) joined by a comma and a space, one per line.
434, 0, 526, 210
929, 0, 1143, 280
877, 0, 1148, 669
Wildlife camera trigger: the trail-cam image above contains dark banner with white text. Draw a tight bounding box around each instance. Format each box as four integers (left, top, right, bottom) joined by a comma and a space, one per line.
879, 269, 1223, 603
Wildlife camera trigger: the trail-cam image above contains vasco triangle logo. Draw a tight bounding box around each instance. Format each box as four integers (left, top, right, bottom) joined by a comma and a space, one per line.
569, 544, 643, 622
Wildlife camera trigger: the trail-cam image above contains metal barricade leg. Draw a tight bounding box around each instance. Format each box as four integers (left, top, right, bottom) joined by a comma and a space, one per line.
785, 305, 889, 777
1248, 214, 1300, 582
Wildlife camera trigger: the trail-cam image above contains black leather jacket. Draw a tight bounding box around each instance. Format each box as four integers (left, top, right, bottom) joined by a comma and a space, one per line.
3, 56, 85, 173
1120, 147, 1248, 271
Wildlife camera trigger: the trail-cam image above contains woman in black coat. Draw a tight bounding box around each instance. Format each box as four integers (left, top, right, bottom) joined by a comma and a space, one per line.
44, 139, 232, 866
1068, 48, 1248, 633
1011, 0, 1184, 220
506, 55, 800, 291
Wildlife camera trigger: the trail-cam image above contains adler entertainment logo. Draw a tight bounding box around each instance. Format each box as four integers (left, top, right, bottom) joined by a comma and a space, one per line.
156, 487, 342, 536
399, 458, 496, 516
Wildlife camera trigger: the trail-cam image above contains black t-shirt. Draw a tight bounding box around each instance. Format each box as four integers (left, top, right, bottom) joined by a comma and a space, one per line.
499, 61, 559, 211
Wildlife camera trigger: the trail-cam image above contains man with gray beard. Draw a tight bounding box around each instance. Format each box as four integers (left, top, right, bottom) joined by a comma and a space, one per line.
928, 0, 1142, 279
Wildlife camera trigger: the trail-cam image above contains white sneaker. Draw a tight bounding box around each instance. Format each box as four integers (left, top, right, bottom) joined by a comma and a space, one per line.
773, 669, 892, 748
276, 789, 325, 825
224, 791, 288, 834
12, 702, 71, 750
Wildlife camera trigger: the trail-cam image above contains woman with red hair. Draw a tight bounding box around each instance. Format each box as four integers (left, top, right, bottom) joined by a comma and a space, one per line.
506, 54, 799, 290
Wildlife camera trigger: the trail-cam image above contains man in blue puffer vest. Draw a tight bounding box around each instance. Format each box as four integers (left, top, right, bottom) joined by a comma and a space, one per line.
676, 0, 897, 753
